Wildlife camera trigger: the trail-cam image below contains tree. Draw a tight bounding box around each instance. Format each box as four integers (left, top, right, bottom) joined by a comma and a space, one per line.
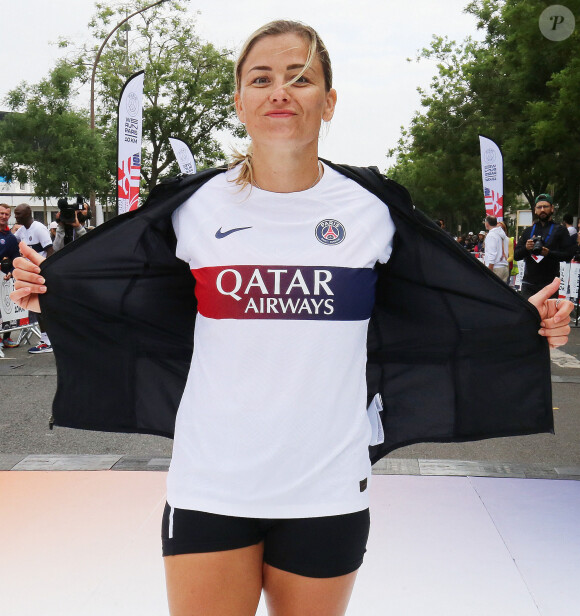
387, 0, 580, 228
69, 0, 241, 194
465, 0, 580, 212
387, 36, 490, 233
0, 62, 110, 201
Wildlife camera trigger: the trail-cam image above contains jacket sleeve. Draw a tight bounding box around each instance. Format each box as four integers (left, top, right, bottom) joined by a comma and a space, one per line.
332, 166, 553, 464
546, 226, 576, 262
8, 234, 20, 262
514, 227, 530, 261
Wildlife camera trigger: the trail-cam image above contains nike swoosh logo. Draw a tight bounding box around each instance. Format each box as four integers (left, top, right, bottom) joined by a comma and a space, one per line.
215, 226, 253, 239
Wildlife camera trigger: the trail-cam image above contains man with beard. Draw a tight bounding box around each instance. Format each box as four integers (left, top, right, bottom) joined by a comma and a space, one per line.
514, 193, 575, 299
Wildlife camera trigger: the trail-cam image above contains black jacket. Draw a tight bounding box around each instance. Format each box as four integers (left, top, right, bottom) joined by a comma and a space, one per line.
39, 162, 553, 464
514, 220, 575, 287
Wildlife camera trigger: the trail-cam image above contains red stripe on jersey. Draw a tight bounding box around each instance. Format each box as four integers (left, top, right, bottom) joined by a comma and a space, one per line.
192, 265, 376, 321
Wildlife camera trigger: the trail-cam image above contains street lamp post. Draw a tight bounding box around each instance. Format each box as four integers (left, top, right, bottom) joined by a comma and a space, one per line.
89, 0, 169, 224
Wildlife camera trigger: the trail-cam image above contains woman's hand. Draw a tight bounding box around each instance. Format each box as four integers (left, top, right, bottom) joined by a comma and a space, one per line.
9, 242, 47, 313
528, 278, 573, 349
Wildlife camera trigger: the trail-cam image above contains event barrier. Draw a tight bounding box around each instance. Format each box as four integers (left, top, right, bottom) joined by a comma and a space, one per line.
0, 278, 41, 357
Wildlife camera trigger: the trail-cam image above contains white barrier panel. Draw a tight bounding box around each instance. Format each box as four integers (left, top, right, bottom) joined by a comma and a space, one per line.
1, 277, 29, 330
515, 260, 525, 290
559, 262, 571, 299
569, 262, 580, 301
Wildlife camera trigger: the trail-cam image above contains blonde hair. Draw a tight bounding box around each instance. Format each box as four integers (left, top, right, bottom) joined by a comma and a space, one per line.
230, 20, 333, 189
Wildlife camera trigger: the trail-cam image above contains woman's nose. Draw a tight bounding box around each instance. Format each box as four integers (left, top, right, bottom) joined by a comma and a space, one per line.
269, 84, 290, 103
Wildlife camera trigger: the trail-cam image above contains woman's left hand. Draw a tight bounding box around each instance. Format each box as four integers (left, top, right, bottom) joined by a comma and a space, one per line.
528, 278, 573, 349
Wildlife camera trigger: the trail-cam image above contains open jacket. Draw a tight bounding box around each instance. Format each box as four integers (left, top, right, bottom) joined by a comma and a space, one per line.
40, 162, 553, 464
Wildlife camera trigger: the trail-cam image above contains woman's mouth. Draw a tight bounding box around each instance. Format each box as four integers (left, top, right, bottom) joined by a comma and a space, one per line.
265, 110, 296, 118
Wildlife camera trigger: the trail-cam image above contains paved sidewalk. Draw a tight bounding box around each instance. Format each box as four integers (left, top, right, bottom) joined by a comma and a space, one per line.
1, 453, 580, 481
1, 325, 579, 469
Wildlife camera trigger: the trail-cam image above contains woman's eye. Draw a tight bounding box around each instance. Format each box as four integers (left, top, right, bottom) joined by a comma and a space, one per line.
252, 76, 269, 85
293, 75, 309, 84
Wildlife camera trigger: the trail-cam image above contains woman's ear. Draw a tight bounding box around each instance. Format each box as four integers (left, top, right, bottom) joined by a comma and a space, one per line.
234, 91, 246, 124
322, 88, 337, 122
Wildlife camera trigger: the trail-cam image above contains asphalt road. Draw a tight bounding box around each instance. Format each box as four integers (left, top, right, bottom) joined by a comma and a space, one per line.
1, 324, 579, 464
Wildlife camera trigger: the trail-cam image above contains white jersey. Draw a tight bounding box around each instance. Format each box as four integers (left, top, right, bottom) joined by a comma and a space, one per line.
15, 220, 53, 258
167, 163, 396, 518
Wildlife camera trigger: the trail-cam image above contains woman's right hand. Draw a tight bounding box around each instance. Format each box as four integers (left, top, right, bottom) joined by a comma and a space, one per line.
9, 242, 47, 313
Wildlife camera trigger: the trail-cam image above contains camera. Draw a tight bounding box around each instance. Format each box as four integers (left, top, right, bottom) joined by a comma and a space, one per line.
1, 257, 12, 274
57, 194, 86, 225
531, 235, 544, 255
57, 181, 90, 226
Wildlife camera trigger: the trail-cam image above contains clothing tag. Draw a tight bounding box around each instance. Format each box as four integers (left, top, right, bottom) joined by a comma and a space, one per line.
531, 255, 544, 263
367, 393, 384, 446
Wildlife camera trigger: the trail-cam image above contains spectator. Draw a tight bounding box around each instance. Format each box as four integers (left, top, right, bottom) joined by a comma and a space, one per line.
437, 218, 454, 238
53, 203, 89, 252
563, 214, 577, 242
0, 204, 21, 348
514, 193, 575, 299
484, 215, 509, 282
48, 221, 58, 242
498, 221, 515, 283
13, 204, 54, 353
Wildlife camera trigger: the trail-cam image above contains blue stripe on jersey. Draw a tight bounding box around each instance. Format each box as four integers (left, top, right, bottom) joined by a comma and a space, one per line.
193, 265, 377, 321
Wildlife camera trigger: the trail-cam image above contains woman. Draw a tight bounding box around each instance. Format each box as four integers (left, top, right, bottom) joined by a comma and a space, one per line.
11, 20, 573, 616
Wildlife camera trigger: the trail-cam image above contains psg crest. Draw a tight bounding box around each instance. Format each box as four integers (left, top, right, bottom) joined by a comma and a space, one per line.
315, 219, 346, 245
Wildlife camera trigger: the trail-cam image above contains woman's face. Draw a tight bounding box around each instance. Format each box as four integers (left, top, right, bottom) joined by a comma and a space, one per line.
235, 33, 337, 152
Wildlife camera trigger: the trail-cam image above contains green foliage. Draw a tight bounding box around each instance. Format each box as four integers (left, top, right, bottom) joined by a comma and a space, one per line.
1, 0, 241, 205
388, 0, 580, 231
0, 62, 109, 199
77, 0, 240, 192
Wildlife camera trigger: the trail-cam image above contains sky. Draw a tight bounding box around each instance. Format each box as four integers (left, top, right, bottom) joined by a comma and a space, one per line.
0, 0, 483, 169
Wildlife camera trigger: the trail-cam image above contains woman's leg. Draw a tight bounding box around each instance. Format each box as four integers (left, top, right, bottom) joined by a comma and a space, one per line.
164, 542, 264, 616
262, 564, 358, 616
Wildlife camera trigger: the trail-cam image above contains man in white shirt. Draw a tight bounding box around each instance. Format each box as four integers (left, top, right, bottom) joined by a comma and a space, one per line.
14, 204, 54, 353
484, 215, 509, 283
563, 214, 577, 242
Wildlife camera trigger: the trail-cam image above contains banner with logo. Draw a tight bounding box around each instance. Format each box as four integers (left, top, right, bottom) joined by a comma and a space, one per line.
479, 135, 504, 221
169, 137, 197, 175
117, 70, 144, 215
514, 260, 525, 290
569, 262, 580, 301
559, 262, 571, 299
1, 278, 29, 329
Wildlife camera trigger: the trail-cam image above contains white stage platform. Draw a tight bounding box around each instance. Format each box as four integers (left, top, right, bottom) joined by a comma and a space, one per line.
1, 471, 578, 616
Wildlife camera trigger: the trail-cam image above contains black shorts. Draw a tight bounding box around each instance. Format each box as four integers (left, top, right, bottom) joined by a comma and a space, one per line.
161, 503, 370, 578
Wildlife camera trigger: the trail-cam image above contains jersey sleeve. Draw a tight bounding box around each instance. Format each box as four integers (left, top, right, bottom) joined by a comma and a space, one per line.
40, 226, 53, 249
372, 203, 396, 264
171, 201, 190, 265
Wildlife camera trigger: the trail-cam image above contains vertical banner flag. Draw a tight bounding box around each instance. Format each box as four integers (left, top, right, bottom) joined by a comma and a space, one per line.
117, 70, 144, 215
479, 135, 504, 221
169, 137, 197, 175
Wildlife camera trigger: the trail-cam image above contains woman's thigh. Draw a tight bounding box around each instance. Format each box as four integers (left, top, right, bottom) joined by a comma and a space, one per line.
164, 542, 264, 616
262, 564, 358, 616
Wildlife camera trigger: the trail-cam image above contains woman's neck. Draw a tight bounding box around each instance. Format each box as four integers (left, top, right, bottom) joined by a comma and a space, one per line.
250, 145, 322, 193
